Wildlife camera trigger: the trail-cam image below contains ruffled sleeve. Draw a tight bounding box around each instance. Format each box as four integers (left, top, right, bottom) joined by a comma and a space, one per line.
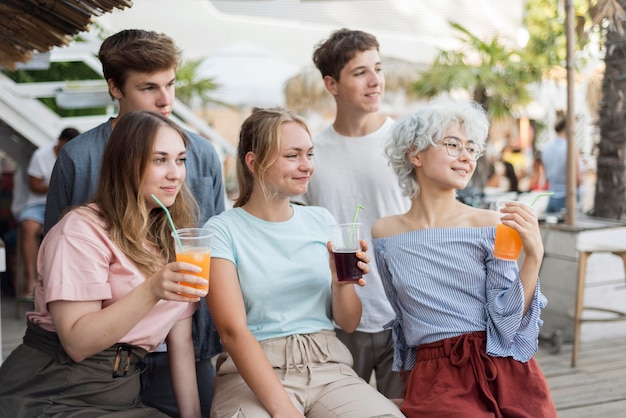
374, 238, 416, 371
484, 249, 547, 362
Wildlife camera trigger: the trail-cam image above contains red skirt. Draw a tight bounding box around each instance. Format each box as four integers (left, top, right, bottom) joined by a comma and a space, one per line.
401, 331, 557, 418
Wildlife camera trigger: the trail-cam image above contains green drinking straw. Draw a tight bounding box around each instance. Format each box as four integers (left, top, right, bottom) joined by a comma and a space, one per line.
349, 204, 364, 246
151, 193, 184, 251
531, 192, 555, 207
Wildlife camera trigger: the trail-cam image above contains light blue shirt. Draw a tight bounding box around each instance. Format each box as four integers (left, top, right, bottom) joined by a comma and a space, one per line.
542, 136, 568, 198
374, 226, 547, 371
204, 205, 337, 341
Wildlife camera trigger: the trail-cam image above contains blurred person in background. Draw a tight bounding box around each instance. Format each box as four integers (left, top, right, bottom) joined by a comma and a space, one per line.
18, 127, 79, 299
542, 111, 581, 213
529, 151, 549, 192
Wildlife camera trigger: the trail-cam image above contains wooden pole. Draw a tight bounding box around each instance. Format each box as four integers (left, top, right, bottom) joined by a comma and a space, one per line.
565, 0, 577, 225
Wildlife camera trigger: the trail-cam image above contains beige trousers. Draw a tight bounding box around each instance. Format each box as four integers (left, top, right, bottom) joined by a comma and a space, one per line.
210, 331, 404, 418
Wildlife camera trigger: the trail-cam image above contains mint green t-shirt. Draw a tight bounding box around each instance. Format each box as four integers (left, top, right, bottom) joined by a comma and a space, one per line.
204, 205, 336, 341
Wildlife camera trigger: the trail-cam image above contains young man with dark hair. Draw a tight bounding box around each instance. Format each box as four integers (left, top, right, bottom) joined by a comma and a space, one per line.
297, 28, 410, 400
45, 29, 224, 417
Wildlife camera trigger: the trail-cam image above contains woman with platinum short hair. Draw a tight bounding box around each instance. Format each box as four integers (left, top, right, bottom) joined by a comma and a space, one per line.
385, 99, 489, 199
373, 99, 557, 417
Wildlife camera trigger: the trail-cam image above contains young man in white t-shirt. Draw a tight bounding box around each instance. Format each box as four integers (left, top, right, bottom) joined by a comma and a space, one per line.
297, 28, 411, 399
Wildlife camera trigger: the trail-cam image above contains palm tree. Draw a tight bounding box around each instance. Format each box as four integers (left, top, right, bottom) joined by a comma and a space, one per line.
410, 22, 542, 120
589, 0, 626, 219
523, 0, 625, 218
410, 22, 543, 195
175, 58, 231, 109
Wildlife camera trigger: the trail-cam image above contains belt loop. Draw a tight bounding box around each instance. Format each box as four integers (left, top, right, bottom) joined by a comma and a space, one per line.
112, 345, 132, 378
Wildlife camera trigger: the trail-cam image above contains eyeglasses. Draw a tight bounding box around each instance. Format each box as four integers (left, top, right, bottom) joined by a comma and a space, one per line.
440, 136, 484, 161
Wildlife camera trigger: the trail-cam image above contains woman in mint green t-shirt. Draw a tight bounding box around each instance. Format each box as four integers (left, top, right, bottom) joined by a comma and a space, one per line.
204, 107, 404, 418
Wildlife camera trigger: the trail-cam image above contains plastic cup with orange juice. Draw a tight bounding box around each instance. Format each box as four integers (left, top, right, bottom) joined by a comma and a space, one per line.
172, 228, 212, 294
494, 193, 553, 261
494, 202, 523, 260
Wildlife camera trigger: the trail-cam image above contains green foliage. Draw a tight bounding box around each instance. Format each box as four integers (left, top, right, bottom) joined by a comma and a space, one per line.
411, 22, 542, 120
2, 62, 106, 116
524, 0, 595, 69
524, 0, 568, 68
411, 1, 604, 121
176, 58, 231, 108
3, 61, 101, 83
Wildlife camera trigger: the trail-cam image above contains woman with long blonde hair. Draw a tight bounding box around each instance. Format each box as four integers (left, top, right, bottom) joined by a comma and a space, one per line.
204, 107, 404, 417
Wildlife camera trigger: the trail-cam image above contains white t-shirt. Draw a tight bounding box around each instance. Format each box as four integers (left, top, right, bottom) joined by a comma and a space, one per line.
298, 117, 411, 332
24, 143, 57, 207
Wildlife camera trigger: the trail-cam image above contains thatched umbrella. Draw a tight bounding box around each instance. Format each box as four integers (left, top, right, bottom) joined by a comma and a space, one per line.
284, 56, 425, 114
284, 65, 333, 114
0, 0, 133, 70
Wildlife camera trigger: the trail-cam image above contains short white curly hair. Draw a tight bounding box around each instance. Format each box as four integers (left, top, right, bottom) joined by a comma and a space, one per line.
386, 99, 490, 198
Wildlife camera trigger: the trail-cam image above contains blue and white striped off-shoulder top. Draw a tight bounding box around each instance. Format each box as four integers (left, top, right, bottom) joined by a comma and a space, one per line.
373, 226, 547, 372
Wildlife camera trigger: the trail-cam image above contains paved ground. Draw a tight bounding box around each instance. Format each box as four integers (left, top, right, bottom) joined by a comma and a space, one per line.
1, 293, 31, 360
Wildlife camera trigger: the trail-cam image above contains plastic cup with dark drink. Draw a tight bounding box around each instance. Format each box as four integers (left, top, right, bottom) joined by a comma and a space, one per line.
329, 223, 362, 282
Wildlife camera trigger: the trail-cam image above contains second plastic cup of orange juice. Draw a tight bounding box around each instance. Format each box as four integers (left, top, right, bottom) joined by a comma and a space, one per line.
494, 202, 523, 261
172, 228, 212, 294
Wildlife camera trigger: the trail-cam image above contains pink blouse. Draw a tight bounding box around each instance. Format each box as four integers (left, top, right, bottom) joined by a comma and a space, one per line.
27, 205, 197, 352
